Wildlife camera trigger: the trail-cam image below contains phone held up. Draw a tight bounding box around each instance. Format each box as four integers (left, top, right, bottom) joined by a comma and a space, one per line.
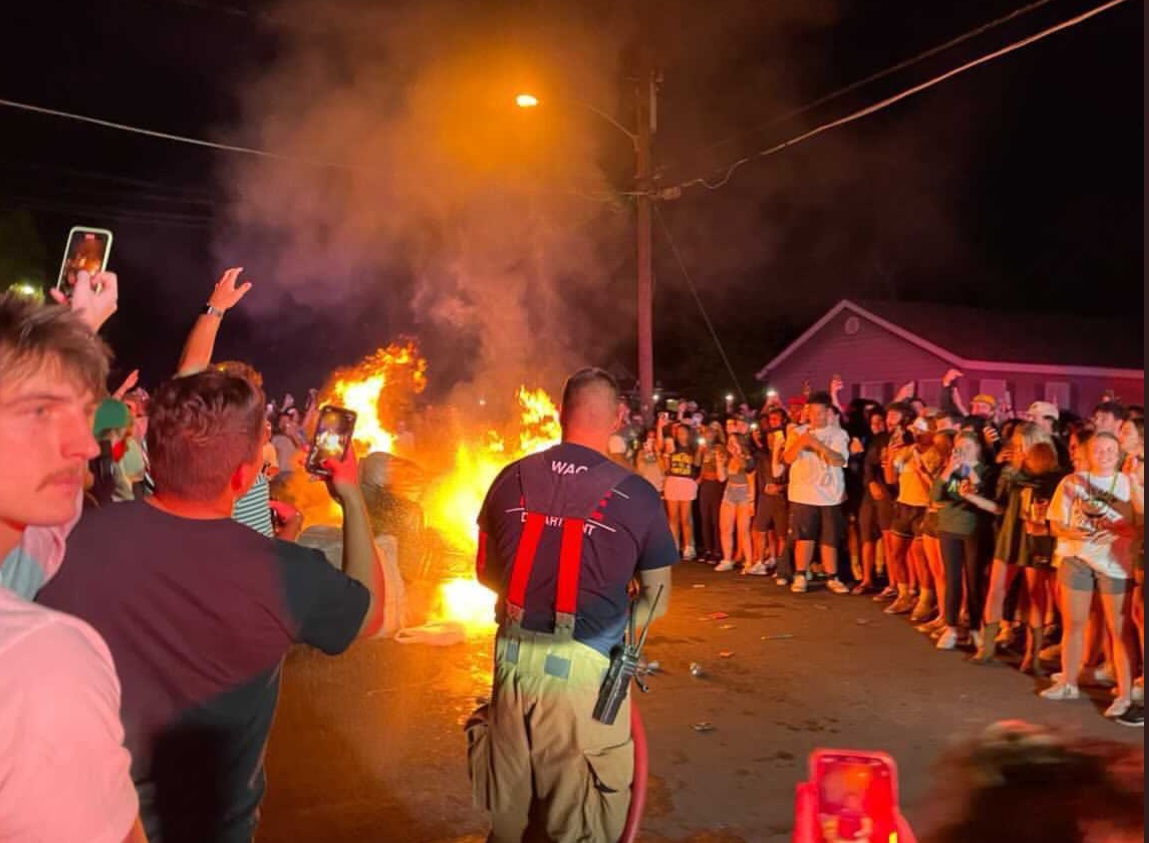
791, 749, 913, 843
305, 406, 358, 477
56, 227, 113, 296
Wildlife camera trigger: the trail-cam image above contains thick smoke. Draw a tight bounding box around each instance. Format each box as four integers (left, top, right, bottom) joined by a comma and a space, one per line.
214, 0, 633, 403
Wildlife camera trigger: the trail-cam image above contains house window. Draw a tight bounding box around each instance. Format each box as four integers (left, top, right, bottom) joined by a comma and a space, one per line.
1044, 381, 1071, 413
917, 379, 943, 408
859, 381, 890, 403
978, 379, 1008, 402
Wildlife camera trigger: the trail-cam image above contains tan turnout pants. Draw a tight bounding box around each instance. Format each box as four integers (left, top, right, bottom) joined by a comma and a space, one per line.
466, 630, 634, 843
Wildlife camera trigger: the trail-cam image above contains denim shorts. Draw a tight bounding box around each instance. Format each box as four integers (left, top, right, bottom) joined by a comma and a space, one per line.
1057, 556, 1128, 595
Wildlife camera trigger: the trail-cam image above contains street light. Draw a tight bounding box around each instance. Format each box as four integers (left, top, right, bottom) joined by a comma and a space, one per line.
514, 84, 657, 423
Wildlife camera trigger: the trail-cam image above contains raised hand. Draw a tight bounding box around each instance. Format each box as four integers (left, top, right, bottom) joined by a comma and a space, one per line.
207, 267, 253, 313
52, 270, 118, 332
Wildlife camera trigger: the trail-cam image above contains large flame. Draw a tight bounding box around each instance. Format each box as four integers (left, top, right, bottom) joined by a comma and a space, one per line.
326, 341, 427, 455
309, 341, 561, 634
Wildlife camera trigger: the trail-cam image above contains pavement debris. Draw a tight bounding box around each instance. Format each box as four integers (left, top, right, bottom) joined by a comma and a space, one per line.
692, 584, 707, 589
689, 662, 705, 677
719, 624, 736, 630
691, 721, 716, 732
761, 633, 796, 641
704, 612, 730, 621
718, 651, 735, 659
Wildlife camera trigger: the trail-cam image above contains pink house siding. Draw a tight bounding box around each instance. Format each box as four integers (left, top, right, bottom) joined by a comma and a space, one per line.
758, 302, 1144, 416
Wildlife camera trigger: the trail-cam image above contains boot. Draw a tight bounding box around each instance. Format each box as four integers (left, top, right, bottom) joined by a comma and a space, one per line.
969, 621, 1000, 665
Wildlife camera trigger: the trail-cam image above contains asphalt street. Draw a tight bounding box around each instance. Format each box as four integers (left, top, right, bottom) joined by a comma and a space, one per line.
258, 562, 1141, 843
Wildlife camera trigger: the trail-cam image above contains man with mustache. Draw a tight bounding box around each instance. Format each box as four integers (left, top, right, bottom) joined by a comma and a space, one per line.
0, 278, 146, 841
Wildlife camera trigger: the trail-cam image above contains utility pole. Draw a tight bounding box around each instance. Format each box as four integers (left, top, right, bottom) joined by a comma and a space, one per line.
635, 63, 656, 424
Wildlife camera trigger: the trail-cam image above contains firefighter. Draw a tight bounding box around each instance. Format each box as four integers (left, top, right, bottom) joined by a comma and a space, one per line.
468, 367, 678, 843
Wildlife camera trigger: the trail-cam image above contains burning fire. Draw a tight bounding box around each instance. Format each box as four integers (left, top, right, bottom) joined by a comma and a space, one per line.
312, 341, 562, 634
326, 341, 427, 456
436, 577, 497, 630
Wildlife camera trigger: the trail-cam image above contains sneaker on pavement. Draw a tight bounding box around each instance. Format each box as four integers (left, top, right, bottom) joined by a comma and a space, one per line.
1040, 682, 1081, 701
825, 578, 850, 595
742, 561, 769, 576
775, 576, 790, 587
1114, 704, 1145, 728
936, 628, 959, 650
1104, 698, 1133, 720
714, 559, 737, 572
682, 547, 697, 562
1133, 681, 1145, 704
790, 574, 809, 594
1092, 664, 1117, 687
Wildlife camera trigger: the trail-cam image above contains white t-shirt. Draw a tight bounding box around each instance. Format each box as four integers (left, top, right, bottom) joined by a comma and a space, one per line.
1049, 471, 1136, 579
786, 425, 850, 507
0, 586, 139, 842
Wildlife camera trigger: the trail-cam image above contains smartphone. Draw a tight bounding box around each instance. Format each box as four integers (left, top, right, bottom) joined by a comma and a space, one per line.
811, 750, 899, 843
305, 406, 357, 476
666, 399, 680, 412
56, 227, 113, 294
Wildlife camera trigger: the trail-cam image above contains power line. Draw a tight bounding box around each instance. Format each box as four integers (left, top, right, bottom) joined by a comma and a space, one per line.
0, 97, 356, 170
666, 0, 1057, 174
654, 204, 746, 404
0, 159, 218, 197
666, 0, 1130, 194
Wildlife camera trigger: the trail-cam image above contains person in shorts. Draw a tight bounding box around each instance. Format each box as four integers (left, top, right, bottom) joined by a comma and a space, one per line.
1042, 432, 1141, 723
782, 392, 850, 595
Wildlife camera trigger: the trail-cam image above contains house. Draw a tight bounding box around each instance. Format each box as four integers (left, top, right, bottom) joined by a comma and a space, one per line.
755, 299, 1144, 416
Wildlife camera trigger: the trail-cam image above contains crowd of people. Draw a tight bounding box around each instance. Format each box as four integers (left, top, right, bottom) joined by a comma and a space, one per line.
1, 268, 387, 842
0, 263, 1143, 843
614, 373, 1146, 727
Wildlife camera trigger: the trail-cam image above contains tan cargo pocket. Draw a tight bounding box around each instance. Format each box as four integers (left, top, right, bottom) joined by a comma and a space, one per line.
464, 704, 493, 811
582, 740, 635, 841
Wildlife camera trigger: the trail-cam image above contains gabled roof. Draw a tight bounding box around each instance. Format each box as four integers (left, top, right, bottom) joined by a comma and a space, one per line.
757, 299, 1144, 380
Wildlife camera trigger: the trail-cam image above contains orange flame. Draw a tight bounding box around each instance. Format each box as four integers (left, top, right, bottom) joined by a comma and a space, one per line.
325, 341, 427, 456
305, 341, 560, 633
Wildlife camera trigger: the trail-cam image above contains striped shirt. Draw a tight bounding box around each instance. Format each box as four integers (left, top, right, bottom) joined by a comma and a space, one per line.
232, 473, 274, 537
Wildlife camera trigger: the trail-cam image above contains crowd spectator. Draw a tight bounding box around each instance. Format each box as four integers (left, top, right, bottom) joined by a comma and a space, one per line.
37, 370, 386, 841
0, 281, 146, 841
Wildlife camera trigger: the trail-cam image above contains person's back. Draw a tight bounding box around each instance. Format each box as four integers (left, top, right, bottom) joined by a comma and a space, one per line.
471, 368, 677, 843
37, 499, 364, 841
37, 370, 380, 843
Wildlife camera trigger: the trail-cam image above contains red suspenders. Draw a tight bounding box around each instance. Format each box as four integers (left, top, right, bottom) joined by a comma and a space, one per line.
502, 455, 624, 634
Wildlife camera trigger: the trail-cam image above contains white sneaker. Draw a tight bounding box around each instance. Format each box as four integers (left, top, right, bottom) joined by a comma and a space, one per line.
775, 576, 790, 587
790, 574, 808, 594
936, 628, 959, 650
682, 547, 697, 562
742, 561, 769, 576
1104, 698, 1132, 719
1040, 682, 1081, 701
714, 559, 737, 572
825, 578, 850, 595
1133, 681, 1145, 704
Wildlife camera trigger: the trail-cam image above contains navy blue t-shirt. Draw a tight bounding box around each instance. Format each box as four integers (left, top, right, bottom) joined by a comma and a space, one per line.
36, 500, 369, 843
477, 443, 678, 656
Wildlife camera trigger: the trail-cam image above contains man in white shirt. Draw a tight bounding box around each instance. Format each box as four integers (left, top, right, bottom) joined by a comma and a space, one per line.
0, 280, 145, 842
783, 391, 851, 594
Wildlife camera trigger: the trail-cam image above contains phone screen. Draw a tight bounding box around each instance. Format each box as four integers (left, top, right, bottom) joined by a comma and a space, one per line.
813, 753, 897, 843
305, 406, 357, 476
57, 227, 113, 293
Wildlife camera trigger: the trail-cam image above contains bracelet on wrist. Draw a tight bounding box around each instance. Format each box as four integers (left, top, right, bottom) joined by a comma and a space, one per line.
202, 303, 225, 318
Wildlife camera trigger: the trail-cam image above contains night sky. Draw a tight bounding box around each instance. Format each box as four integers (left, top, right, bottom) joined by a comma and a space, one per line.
2, 0, 1142, 403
